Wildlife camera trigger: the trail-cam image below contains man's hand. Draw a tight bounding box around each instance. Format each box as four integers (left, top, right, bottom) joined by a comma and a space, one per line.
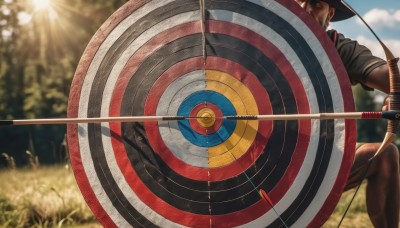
382, 96, 390, 111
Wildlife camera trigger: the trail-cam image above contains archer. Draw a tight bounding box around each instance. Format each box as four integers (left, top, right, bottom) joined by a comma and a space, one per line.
294, 0, 399, 227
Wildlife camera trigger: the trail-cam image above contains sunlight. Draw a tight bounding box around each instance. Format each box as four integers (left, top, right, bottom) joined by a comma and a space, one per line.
33, 0, 51, 11
30, 0, 58, 21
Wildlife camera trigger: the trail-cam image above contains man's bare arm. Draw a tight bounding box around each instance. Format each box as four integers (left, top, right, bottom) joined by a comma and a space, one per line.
365, 64, 390, 94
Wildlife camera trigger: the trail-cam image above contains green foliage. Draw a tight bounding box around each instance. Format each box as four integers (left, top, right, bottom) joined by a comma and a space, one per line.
0, 0, 126, 166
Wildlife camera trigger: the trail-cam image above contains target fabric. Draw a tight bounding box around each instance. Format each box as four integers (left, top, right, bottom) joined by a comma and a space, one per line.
67, 0, 356, 227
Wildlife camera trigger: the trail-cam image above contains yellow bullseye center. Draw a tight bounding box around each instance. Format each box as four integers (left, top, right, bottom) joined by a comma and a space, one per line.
196, 108, 216, 127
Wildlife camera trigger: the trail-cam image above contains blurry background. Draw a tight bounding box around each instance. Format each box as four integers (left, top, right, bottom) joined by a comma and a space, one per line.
0, 0, 398, 227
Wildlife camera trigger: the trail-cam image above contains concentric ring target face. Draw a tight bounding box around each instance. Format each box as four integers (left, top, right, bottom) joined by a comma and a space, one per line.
67, 0, 356, 227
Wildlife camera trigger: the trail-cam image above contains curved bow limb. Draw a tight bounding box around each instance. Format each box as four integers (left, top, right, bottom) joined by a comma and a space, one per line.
374, 131, 397, 158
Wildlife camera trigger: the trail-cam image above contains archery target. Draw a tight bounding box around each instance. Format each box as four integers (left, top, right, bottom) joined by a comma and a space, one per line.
67, 0, 356, 227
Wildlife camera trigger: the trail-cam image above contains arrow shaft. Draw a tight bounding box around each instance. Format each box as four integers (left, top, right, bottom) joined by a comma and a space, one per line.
229, 111, 400, 120
0, 116, 186, 126
0, 111, 394, 126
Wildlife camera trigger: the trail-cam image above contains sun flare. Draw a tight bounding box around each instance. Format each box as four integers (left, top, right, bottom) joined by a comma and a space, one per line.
33, 0, 51, 11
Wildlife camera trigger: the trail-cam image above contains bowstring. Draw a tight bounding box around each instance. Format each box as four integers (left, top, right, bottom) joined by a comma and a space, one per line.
336, 161, 371, 227
337, 1, 396, 226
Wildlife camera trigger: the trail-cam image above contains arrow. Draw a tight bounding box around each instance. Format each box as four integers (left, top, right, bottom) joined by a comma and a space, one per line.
1, 111, 400, 126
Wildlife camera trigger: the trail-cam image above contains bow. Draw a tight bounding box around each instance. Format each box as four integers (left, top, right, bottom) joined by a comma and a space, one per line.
374, 55, 400, 157
337, 1, 400, 226
341, 1, 400, 158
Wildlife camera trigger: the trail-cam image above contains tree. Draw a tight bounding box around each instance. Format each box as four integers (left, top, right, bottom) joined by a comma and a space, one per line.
0, 0, 126, 166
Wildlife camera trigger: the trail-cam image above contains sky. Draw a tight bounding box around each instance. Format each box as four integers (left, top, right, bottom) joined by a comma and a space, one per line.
330, 0, 400, 60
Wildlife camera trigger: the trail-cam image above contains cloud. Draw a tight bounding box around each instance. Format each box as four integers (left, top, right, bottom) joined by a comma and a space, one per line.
356, 35, 400, 60
358, 8, 400, 29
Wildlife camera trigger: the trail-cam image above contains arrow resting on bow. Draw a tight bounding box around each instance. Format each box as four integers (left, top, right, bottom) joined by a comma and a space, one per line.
1, 111, 400, 125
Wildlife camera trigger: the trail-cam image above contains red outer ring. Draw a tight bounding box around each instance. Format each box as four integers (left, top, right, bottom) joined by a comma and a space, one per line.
66, 1, 150, 227
67, 0, 355, 226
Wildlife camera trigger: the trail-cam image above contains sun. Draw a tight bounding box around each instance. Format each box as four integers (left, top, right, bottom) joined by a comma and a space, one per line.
32, 0, 51, 11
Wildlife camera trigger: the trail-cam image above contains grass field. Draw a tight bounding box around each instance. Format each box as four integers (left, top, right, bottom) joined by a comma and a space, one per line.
0, 165, 376, 227
0, 166, 98, 228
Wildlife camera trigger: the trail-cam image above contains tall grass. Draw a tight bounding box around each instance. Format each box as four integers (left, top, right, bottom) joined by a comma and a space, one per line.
0, 166, 99, 228
324, 182, 373, 227
0, 166, 390, 228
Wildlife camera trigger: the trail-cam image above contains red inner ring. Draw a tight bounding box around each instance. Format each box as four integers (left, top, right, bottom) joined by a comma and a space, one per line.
189, 103, 223, 135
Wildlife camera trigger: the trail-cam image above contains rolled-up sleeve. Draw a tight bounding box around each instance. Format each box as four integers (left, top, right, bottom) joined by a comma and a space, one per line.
329, 30, 386, 90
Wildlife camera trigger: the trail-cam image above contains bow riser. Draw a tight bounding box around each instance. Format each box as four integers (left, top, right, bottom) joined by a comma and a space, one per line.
388, 57, 400, 134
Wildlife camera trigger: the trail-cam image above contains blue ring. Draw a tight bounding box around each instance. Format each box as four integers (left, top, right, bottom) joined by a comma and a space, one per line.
177, 91, 236, 147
